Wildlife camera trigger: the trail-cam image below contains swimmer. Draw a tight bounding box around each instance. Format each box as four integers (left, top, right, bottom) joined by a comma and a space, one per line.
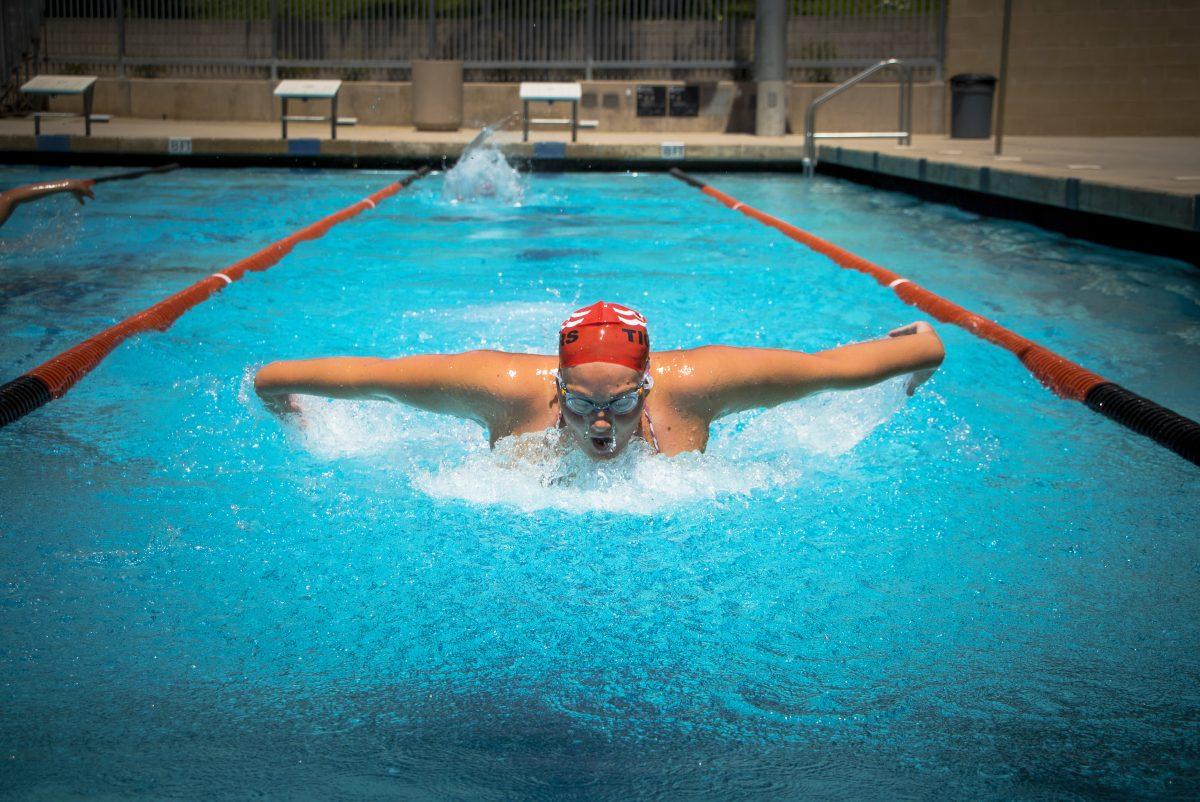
254, 301, 945, 458
0, 178, 95, 228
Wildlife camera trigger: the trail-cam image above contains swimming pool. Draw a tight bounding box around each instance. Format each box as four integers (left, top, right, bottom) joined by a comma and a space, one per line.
1, 164, 1197, 799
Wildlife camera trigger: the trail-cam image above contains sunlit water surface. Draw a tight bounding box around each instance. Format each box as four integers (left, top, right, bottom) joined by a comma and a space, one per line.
1, 165, 1197, 800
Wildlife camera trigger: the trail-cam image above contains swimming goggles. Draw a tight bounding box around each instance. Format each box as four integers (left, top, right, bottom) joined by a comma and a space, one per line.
557, 375, 652, 416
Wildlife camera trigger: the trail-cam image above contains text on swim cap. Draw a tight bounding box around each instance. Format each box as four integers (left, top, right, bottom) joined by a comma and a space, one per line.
622, 328, 648, 345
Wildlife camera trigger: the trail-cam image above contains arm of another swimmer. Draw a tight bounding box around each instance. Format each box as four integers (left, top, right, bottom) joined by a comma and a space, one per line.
0, 179, 95, 227
253, 352, 510, 426
685, 322, 945, 419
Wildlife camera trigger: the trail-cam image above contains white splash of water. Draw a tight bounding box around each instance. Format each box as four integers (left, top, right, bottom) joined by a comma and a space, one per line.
0, 201, 82, 256
441, 147, 523, 205
283, 377, 910, 516
716, 378, 907, 459
294, 397, 480, 464
414, 427, 787, 515
441, 118, 524, 205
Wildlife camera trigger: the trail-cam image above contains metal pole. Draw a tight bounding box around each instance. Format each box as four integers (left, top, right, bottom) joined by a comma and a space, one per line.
935, 0, 947, 82
1, 4, 9, 88
270, 0, 279, 81
904, 64, 913, 145
754, 0, 787, 137
426, 0, 435, 59
994, 0, 1013, 155
585, 0, 594, 81
116, 0, 126, 78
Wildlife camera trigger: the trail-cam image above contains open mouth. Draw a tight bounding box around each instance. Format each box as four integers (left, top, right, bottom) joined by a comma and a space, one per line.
589, 435, 616, 454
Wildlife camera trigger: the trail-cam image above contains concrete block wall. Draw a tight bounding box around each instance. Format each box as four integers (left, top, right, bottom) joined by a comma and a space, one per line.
577, 81, 738, 134
946, 0, 1200, 135
57, 78, 944, 136
788, 83, 943, 136
75, 79, 410, 125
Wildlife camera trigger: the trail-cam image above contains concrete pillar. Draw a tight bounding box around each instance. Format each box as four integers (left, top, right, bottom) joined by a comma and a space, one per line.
412, 60, 463, 131
755, 0, 787, 137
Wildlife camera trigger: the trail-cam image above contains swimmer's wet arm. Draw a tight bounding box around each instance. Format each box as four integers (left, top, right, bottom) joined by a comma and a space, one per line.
679, 322, 945, 417
0, 179, 95, 227
253, 352, 521, 425
812, 321, 945, 395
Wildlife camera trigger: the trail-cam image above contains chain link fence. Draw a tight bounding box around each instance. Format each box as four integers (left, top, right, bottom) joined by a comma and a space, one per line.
37, 0, 944, 83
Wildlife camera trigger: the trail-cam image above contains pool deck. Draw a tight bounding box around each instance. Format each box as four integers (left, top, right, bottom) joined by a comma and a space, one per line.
2, 116, 1198, 245
818, 135, 1200, 235
0, 116, 814, 164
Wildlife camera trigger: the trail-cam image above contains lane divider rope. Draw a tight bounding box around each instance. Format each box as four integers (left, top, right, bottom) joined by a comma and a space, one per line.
0, 166, 430, 430
668, 168, 1199, 467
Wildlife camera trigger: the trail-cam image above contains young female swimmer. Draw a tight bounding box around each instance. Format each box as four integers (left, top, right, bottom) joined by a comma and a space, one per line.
255, 301, 944, 458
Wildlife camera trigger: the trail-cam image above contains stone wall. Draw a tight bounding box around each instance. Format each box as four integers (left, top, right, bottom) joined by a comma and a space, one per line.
946, 0, 1200, 135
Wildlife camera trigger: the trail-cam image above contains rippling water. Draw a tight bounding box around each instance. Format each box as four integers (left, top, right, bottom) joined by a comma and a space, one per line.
0, 165, 1197, 800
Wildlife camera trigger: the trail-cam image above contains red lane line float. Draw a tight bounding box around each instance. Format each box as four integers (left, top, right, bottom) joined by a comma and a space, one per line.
669, 168, 1198, 467
0, 166, 430, 429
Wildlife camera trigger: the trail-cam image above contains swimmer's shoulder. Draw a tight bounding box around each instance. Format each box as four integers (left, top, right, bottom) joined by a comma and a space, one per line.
649, 346, 733, 384
453, 350, 557, 398
465, 351, 558, 435
650, 346, 769, 414
379, 350, 554, 399
647, 348, 722, 407
416, 349, 553, 372
653, 345, 815, 378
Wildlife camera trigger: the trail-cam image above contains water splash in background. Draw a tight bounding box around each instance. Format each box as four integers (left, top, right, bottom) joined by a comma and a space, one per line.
442, 114, 524, 205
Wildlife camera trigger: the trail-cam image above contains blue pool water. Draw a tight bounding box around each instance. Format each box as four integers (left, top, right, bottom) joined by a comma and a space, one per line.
1, 164, 1197, 800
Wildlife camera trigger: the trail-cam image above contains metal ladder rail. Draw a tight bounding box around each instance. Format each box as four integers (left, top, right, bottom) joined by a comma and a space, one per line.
803, 58, 914, 177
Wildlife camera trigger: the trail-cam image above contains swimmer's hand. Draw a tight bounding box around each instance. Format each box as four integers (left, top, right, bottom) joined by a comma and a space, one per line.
0, 177, 96, 227
888, 321, 941, 395
66, 179, 96, 205
260, 392, 302, 416
254, 367, 302, 417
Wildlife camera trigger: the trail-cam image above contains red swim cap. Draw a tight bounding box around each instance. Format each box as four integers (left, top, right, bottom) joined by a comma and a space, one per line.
558, 301, 650, 372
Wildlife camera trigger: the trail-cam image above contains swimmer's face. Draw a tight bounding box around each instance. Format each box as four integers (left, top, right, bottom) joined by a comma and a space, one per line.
557, 362, 646, 460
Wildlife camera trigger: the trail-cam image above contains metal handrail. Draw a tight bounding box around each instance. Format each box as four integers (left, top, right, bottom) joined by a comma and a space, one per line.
803, 58, 913, 177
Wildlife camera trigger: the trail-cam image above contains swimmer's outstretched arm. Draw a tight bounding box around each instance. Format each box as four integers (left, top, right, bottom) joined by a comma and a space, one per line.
676, 321, 945, 419
0, 178, 95, 227
253, 351, 534, 429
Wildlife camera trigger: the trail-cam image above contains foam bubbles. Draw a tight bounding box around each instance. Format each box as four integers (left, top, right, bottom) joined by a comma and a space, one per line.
286, 378, 910, 516
293, 397, 479, 464
415, 427, 783, 515
716, 378, 908, 459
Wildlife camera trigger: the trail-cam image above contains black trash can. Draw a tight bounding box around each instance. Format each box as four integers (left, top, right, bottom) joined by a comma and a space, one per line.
950, 74, 997, 139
